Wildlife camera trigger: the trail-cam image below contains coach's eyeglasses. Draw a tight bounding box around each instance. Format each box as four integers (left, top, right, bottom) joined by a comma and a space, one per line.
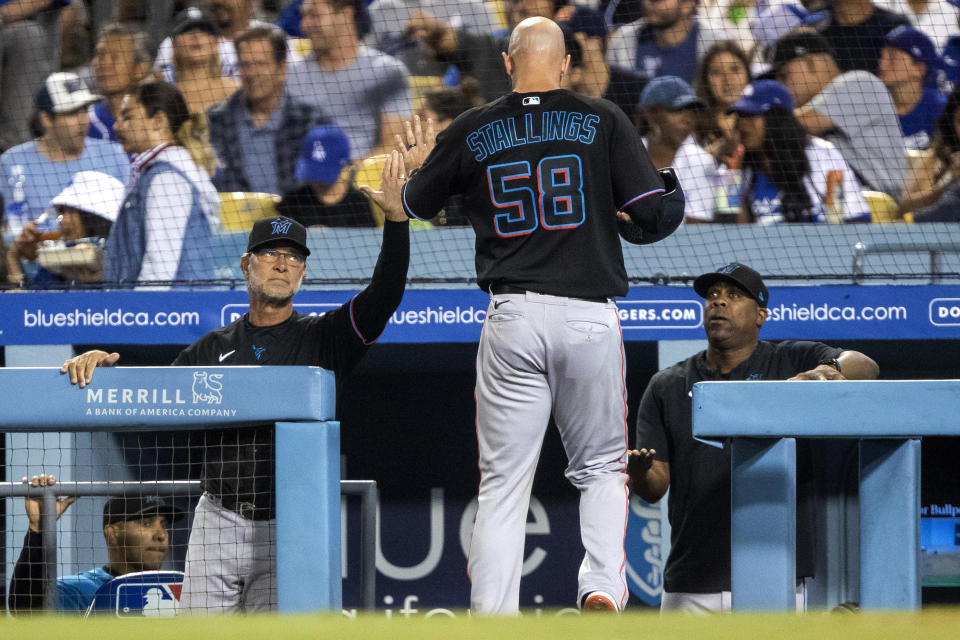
254, 248, 307, 266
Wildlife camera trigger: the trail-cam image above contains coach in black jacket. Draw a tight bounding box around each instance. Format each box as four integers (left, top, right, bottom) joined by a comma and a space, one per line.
62, 164, 410, 613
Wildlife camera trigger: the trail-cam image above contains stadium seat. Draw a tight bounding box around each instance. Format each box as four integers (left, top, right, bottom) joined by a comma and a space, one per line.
863, 190, 900, 223
355, 155, 389, 227
219, 192, 282, 231
486, 0, 509, 30
410, 75, 444, 113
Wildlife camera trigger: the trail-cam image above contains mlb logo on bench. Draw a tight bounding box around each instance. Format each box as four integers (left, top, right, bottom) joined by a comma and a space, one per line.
86, 571, 184, 617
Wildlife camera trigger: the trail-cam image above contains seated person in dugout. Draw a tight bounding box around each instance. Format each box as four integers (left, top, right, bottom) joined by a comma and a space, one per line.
276, 125, 377, 227
8, 474, 184, 614
6, 171, 125, 287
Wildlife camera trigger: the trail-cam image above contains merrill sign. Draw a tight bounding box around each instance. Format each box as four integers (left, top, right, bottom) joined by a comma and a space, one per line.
83, 371, 236, 417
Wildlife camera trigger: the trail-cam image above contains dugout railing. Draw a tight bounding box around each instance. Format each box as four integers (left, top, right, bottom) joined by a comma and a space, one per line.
0, 366, 377, 613
693, 380, 960, 611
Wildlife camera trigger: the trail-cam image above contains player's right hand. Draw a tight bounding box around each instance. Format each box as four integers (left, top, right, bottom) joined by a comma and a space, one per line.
22, 474, 77, 533
60, 349, 120, 388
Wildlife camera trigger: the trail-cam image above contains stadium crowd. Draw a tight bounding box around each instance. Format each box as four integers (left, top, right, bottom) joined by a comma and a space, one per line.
0, 0, 959, 287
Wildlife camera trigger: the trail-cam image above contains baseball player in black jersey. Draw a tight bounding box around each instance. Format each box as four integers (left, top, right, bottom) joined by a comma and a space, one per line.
370, 17, 684, 615
629, 263, 879, 612
61, 172, 410, 613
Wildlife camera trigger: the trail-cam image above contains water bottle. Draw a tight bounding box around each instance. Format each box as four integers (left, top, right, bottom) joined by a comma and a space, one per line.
5, 165, 29, 235
713, 167, 742, 221
713, 145, 743, 222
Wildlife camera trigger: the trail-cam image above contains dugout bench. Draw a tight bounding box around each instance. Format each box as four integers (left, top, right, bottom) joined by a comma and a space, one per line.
0, 366, 376, 613
693, 380, 960, 611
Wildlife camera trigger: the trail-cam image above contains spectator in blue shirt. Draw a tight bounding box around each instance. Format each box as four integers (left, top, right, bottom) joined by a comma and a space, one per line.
0, 71, 131, 236
879, 25, 946, 151
8, 474, 184, 614
606, 0, 739, 84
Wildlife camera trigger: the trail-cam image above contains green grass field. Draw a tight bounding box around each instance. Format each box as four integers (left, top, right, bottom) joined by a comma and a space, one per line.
4, 610, 960, 640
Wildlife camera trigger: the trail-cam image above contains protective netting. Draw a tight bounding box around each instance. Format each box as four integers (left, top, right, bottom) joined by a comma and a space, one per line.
0, 0, 958, 290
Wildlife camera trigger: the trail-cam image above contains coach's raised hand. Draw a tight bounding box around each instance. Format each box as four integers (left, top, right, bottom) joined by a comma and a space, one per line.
61, 350, 120, 388
360, 151, 410, 223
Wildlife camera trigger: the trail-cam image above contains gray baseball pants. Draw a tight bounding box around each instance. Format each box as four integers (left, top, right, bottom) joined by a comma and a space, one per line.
469, 290, 630, 615
181, 493, 277, 614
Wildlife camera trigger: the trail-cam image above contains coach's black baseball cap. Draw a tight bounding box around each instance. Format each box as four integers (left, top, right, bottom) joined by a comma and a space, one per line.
694, 262, 769, 308
102, 496, 185, 528
247, 215, 311, 257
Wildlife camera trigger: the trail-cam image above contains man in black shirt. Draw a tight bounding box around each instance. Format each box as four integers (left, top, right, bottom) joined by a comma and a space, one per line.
817, 0, 909, 74
369, 16, 684, 615
61, 200, 410, 612
628, 263, 879, 612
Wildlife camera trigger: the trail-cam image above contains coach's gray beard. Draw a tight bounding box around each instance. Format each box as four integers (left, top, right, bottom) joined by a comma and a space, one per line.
248, 278, 302, 308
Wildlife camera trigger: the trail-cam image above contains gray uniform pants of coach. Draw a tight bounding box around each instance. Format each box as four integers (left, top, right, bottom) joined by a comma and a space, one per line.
181, 493, 277, 614
469, 291, 630, 615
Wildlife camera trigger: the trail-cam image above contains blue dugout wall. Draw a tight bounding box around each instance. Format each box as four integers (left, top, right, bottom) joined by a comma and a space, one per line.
3, 224, 960, 613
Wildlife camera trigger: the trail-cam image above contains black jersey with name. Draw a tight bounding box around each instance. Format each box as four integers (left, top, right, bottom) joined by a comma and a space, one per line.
401, 89, 664, 299
171, 221, 409, 519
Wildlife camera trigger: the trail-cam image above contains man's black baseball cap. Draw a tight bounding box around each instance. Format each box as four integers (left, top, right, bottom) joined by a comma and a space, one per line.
102, 496, 185, 528
770, 32, 834, 74
694, 262, 769, 308
247, 215, 311, 257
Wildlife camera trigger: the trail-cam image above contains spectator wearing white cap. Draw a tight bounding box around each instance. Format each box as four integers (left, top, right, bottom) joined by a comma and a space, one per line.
6, 170, 125, 286
0, 72, 130, 237
879, 25, 946, 151
276, 125, 376, 226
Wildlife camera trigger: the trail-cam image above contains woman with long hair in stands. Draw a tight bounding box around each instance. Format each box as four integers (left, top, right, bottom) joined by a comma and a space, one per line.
733, 80, 869, 224
105, 80, 220, 285
694, 41, 751, 166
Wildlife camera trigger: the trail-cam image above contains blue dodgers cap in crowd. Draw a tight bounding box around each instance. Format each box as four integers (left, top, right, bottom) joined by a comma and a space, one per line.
102, 496, 185, 528
639, 76, 705, 110
728, 80, 795, 115
295, 126, 351, 186
247, 215, 311, 256
885, 25, 940, 79
694, 262, 769, 308
35, 72, 101, 114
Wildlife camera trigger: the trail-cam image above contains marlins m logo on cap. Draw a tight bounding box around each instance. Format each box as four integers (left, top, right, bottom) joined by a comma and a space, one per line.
270, 217, 292, 235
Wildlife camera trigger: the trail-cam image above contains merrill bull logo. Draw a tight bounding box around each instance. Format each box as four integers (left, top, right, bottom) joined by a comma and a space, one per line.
192, 371, 223, 404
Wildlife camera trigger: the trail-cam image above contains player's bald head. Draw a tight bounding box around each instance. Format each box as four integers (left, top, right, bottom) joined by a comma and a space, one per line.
507, 17, 566, 66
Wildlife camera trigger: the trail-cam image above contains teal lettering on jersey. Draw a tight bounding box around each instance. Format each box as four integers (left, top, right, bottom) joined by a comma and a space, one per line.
466, 112, 600, 162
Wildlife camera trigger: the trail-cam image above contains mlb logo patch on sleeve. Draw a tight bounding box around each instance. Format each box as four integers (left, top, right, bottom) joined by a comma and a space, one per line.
522, 96, 541, 106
